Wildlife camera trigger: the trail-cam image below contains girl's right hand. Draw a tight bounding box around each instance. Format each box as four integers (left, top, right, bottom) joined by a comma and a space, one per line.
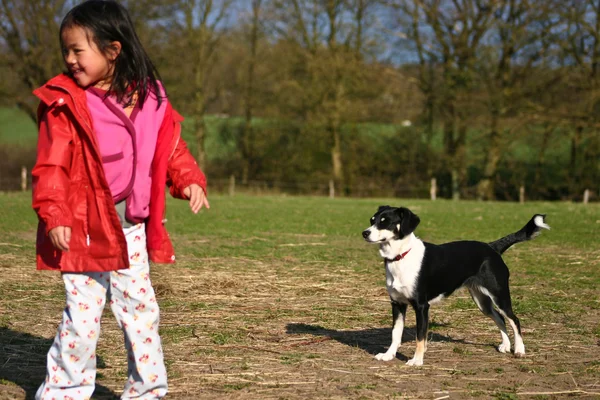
183, 184, 210, 214
49, 226, 72, 252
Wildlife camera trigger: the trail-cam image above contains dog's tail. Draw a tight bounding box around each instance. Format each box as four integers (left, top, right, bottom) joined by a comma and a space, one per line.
488, 214, 550, 255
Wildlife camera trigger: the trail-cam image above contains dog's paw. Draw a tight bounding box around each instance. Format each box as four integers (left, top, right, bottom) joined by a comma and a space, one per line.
375, 352, 396, 361
405, 357, 423, 367
514, 343, 525, 358
514, 347, 526, 358
497, 343, 511, 353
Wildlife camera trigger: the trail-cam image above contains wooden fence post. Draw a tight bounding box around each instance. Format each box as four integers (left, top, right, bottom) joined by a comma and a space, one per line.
430, 178, 437, 201
329, 180, 335, 199
583, 189, 589, 204
229, 175, 235, 196
519, 186, 525, 204
21, 166, 27, 191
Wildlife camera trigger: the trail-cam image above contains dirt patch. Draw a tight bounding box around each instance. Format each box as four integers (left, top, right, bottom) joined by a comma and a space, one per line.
1, 253, 599, 399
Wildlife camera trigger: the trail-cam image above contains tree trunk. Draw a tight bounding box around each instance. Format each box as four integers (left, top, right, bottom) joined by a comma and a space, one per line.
329, 84, 344, 192
581, 128, 600, 191
452, 123, 467, 201
194, 87, 207, 169
241, 0, 261, 184
194, 115, 206, 170
570, 125, 582, 175
325, 2, 345, 194
442, 102, 463, 200
331, 130, 342, 188
533, 125, 552, 196
451, 169, 460, 201
477, 113, 501, 200
193, 25, 207, 169
241, 123, 252, 185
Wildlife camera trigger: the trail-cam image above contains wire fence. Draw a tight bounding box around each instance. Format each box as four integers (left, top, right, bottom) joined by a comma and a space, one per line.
2, 168, 596, 203
0, 173, 428, 198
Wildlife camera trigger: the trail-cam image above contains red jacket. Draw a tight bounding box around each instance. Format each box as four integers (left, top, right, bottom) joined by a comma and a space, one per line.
32, 74, 206, 272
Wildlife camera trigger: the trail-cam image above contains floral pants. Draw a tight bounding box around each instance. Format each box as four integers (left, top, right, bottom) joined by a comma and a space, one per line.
36, 224, 168, 400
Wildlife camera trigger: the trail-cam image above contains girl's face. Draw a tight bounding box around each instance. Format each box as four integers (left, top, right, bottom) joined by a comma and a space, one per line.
61, 26, 120, 89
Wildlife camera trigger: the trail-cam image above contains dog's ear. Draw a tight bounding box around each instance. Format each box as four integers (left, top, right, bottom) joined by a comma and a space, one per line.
397, 207, 420, 236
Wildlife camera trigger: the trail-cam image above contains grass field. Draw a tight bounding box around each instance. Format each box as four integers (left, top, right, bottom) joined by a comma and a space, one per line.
0, 192, 598, 399
0, 108, 37, 145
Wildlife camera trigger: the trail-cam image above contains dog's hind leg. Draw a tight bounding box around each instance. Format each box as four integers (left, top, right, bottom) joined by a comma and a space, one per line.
468, 286, 511, 354
477, 259, 525, 357
376, 301, 407, 361
406, 303, 429, 366
493, 289, 525, 357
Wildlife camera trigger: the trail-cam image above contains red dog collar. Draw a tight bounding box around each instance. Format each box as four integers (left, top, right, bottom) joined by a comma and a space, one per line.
385, 248, 411, 263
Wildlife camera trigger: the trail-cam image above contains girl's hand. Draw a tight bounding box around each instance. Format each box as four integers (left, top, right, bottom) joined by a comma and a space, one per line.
183, 184, 210, 214
49, 226, 72, 251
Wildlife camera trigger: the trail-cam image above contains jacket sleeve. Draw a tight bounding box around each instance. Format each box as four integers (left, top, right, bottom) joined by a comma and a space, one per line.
165, 109, 207, 199
31, 102, 74, 233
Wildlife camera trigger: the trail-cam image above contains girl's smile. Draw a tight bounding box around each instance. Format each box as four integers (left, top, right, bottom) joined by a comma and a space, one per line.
61, 26, 120, 90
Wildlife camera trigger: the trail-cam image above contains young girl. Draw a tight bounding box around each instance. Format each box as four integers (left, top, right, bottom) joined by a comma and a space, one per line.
31, 1, 209, 399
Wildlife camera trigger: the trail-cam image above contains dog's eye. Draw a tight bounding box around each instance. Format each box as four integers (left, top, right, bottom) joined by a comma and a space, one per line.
381, 217, 386, 222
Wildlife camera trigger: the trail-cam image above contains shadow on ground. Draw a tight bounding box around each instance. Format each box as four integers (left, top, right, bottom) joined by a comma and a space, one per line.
286, 322, 471, 361
0, 327, 117, 400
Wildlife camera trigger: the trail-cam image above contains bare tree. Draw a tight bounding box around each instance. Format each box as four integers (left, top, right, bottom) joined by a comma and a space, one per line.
266, 0, 379, 192
558, 0, 600, 194
177, 0, 235, 169
392, 0, 438, 174
0, 0, 184, 120
0, 0, 72, 120
475, 0, 556, 199
393, 0, 496, 199
240, 0, 264, 184
323, 0, 345, 190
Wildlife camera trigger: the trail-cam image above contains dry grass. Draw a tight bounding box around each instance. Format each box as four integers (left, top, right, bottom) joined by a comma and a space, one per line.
2, 251, 599, 399
1, 194, 599, 399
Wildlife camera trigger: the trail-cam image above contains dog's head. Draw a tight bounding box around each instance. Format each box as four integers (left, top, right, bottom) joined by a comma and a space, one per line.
362, 205, 420, 244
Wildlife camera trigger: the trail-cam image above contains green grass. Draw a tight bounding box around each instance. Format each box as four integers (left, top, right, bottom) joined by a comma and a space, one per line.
3, 192, 599, 303
1, 192, 599, 398
165, 194, 598, 254
4, 191, 598, 281
0, 108, 37, 145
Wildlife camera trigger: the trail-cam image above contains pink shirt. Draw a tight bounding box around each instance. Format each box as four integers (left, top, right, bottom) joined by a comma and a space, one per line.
86, 85, 167, 223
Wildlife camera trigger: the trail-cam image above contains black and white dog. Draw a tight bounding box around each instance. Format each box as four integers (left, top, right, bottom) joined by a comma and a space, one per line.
362, 206, 550, 366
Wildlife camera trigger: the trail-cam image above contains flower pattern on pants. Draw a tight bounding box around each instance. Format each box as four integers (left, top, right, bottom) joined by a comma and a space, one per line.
36, 224, 168, 400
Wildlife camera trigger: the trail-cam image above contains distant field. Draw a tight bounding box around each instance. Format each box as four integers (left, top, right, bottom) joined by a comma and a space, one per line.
0, 106, 234, 162
0, 108, 37, 145
0, 193, 598, 399
0, 106, 571, 167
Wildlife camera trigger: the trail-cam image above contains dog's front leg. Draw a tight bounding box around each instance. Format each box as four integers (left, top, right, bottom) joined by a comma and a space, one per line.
376, 301, 407, 361
407, 303, 429, 366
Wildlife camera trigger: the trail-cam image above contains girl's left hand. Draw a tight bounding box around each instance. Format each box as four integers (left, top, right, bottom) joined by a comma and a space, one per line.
183, 184, 210, 213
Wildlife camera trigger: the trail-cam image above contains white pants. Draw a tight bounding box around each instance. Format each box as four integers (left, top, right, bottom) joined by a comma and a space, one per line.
36, 224, 168, 399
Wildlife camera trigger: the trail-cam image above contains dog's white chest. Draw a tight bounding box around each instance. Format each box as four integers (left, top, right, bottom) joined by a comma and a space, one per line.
385, 261, 420, 302
378, 235, 424, 303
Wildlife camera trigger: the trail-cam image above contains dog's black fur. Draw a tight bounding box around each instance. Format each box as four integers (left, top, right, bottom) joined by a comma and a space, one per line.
362, 206, 550, 366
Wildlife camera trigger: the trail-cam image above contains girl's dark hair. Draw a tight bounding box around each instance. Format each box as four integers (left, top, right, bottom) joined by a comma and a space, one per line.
60, 0, 164, 108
